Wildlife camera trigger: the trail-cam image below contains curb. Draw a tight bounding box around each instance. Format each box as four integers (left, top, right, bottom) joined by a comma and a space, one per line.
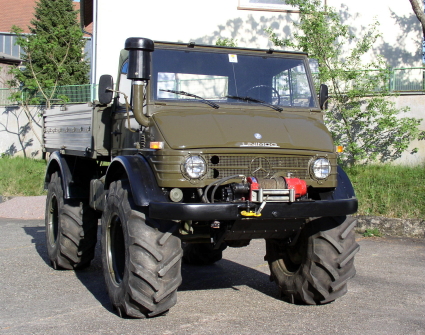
0, 196, 14, 203
354, 215, 425, 238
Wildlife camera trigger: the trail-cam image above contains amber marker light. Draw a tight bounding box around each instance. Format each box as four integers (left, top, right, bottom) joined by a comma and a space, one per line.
150, 142, 164, 150
336, 145, 344, 153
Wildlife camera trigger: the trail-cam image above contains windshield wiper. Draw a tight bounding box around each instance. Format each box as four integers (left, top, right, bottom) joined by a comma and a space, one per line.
226, 95, 283, 112
159, 89, 219, 109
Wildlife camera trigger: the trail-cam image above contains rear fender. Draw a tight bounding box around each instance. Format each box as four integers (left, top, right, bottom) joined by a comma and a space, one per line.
45, 152, 74, 198
45, 151, 98, 199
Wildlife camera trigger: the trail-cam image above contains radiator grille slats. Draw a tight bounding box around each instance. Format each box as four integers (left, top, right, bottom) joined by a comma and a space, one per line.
207, 155, 311, 179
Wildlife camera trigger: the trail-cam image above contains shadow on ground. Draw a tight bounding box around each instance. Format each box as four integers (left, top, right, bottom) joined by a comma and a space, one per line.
180, 259, 277, 299
24, 223, 279, 315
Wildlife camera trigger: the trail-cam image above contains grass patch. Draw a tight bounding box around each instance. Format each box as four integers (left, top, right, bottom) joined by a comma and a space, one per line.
345, 164, 425, 220
0, 156, 47, 196
362, 228, 382, 237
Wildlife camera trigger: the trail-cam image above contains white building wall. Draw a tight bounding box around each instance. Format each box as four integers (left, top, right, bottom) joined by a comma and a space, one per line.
391, 94, 425, 166
94, 0, 423, 84
326, 0, 423, 69
95, 0, 282, 82
0, 106, 43, 158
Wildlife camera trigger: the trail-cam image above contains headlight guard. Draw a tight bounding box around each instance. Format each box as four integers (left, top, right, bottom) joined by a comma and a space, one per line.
182, 155, 207, 180
310, 157, 331, 180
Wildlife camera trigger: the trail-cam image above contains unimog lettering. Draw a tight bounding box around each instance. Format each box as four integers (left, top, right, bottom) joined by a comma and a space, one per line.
42, 38, 359, 319
240, 142, 279, 147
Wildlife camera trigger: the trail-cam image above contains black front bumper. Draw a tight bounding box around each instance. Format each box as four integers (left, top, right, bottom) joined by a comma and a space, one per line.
149, 198, 358, 221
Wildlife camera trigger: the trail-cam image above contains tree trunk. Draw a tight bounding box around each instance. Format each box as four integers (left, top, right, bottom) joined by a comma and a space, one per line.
408, 0, 425, 37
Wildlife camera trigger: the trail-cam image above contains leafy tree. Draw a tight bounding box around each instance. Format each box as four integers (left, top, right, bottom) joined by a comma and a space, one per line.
216, 38, 238, 47
267, 0, 425, 165
10, 0, 89, 109
5, 0, 90, 152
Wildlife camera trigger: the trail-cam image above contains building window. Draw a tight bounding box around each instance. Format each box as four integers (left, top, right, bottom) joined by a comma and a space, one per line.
238, 0, 325, 12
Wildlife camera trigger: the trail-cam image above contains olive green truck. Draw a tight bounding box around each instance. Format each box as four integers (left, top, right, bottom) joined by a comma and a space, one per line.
43, 38, 359, 318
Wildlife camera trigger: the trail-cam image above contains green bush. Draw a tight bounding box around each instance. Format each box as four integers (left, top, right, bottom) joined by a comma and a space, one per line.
345, 164, 425, 219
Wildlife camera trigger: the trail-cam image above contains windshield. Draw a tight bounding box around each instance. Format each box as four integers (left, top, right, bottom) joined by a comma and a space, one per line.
151, 48, 315, 108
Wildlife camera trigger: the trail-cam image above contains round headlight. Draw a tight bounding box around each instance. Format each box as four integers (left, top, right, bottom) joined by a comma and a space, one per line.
311, 158, 331, 180
183, 156, 207, 179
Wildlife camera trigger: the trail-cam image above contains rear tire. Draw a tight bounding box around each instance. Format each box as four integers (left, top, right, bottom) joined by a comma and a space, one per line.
182, 243, 226, 265
265, 216, 359, 304
101, 180, 183, 318
45, 172, 98, 270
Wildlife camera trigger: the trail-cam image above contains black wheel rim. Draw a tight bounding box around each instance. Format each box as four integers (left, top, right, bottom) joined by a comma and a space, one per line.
47, 194, 59, 247
273, 237, 305, 275
107, 214, 126, 285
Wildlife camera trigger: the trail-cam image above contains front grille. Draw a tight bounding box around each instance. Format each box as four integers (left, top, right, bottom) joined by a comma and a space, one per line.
206, 155, 311, 179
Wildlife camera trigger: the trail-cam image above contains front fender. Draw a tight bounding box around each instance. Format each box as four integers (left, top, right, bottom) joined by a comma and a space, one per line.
105, 155, 168, 206
320, 166, 356, 201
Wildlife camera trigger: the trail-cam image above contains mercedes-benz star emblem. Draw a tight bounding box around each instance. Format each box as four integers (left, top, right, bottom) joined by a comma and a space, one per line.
249, 157, 271, 177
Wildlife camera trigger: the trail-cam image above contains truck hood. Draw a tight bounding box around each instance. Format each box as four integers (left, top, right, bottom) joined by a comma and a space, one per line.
153, 110, 334, 152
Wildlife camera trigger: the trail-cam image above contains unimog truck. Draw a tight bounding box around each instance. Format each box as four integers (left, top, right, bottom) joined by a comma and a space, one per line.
43, 37, 359, 318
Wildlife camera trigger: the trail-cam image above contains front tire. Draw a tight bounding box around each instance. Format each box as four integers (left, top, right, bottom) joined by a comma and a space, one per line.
101, 180, 183, 318
45, 172, 98, 270
265, 216, 359, 304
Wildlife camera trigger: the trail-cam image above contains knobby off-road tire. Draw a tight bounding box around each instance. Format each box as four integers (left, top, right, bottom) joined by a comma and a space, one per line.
101, 180, 183, 318
45, 172, 98, 270
182, 243, 227, 265
265, 216, 360, 304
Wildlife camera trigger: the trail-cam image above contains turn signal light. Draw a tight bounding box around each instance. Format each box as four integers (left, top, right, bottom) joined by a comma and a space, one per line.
336, 145, 344, 153
150, 142, 164, 150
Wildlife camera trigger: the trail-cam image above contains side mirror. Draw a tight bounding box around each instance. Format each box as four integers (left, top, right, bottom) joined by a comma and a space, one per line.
98, 75, 114, 105
319, 84, 328, 110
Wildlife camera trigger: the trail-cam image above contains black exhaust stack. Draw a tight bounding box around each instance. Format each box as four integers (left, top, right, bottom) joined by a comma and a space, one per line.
124, 38, 154, 127
125, 37, 154, 81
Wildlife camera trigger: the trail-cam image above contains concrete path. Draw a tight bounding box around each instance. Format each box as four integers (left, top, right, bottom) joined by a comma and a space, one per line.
0, 196, 46, 220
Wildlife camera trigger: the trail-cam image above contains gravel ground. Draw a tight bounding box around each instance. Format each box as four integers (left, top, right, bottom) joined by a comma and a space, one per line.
0, 196, 423, 334
0, 218, 424, 335
0, 196, 46, 220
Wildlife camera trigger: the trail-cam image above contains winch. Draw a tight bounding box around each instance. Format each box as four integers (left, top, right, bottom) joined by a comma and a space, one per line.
246, 175, 307, 202
219, 174, 307, 203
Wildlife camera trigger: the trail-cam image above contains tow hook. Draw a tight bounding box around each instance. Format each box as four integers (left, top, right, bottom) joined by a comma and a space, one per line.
241, 197, 268, 217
